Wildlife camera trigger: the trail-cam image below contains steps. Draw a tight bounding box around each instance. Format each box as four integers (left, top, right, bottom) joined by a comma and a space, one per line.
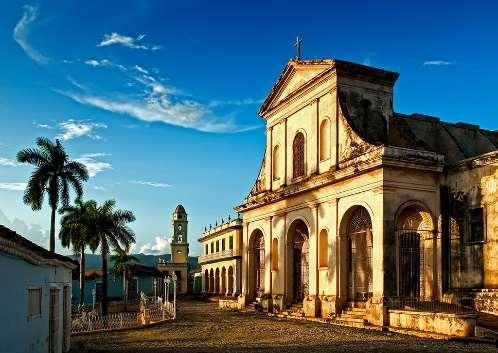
281, 303, 304, 317
475, 312, 498, 340
241, 301, 258, 313
330, 306, 368, 328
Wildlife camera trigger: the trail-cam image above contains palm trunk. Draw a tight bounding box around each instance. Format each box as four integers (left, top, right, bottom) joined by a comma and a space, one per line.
123, 269, 128, 312
79, 248, 86, 305
49, 206, 56, 252
102, 247, 108, 316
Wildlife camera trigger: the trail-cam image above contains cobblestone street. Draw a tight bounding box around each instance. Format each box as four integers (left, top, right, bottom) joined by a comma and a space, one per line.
71, 300, 498, 353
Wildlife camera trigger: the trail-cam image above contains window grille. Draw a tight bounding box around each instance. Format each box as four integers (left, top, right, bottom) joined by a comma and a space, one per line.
293, 132, 305, 178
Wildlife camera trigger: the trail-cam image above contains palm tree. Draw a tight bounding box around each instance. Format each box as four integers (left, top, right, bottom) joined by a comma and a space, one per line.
111, 248, 139, 311
59, 199, 98, 305
93, 200, 136, 315
17, 137, 89, 252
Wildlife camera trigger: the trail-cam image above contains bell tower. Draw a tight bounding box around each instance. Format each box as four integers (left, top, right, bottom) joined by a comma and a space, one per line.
171, 204, 189, 264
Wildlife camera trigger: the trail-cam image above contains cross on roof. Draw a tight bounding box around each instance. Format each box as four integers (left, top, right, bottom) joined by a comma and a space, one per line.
294, 36, 303, 60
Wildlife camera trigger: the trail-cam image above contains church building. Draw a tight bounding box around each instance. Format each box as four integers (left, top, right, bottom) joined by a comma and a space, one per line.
234, 58, 498, 328
158, 204, 190, 294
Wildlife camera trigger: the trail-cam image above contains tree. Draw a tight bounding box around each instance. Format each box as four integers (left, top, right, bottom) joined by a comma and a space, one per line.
59, 199, 98, 305
93, 200, 136, 315
111, 248, 139, 311
17, 137, 89, 252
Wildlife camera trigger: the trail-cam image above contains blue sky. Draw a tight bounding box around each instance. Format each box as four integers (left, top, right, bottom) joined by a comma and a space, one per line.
1, 1, 497, 256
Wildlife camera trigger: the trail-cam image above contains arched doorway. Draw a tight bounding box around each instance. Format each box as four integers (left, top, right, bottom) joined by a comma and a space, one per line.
288, 219, 310, 303
228, 266, 234, 294
204, 269, 209, 292
221, 267, 227, 295
209, 269, 214, 294
249, 229, 265, 299
215, 268, 220, 293
347, 207, 373, 303
396, 204, 433, 299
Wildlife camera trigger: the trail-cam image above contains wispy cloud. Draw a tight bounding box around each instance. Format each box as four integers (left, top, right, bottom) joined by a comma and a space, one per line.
97, 32, 161, 51
139, 236, 171, 255
56, 63, 258, 133
0, 182, 27, 191
423, 60, 454, 66
0, 158, 20, 167
93, 185, 107, 191
75, 153, 111, 177
130, 180, 173, 188
85, 59, 110, 67
57, 119, 107, 141
208, 98, 263, 108
13, 5, 49, 64
38, 119, 107, 141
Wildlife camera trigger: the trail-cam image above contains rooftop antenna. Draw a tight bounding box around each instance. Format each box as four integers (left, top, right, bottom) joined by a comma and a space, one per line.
293, 36, 303, 60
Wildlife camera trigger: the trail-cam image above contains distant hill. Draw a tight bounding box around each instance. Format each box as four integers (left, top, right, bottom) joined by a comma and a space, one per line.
70, 253, 199, 269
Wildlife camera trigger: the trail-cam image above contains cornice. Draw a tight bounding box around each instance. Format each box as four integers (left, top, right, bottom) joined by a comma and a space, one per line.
235, 146, 444, 213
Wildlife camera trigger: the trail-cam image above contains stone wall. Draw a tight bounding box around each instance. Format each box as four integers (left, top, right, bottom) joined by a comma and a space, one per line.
475, 290, 498, 315
388, 310, 476, 337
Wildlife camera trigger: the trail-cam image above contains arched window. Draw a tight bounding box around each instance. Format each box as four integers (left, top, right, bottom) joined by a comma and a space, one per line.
293, 132, 305, 178
272, 145, 280, 180
320, 118, 330, 161
319, 229, 328, 267
271, 238, 279, 271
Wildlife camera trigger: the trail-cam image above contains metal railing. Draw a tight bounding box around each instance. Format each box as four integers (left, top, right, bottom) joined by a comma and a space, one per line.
199, 249, 241, 263
71, 275, 178, 334
386, 297, 475, 314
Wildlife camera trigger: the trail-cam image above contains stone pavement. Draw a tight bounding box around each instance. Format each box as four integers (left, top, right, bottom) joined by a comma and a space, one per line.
71, 299, 498, 353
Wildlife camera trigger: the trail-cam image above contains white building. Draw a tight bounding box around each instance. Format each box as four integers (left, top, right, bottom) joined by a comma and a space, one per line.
0, 225, 77, 353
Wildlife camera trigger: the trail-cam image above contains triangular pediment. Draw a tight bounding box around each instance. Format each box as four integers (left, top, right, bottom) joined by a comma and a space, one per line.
259, 60, 333, 116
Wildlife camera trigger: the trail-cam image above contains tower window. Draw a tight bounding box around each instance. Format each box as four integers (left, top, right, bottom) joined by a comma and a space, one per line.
211, 242, 214, 253
222, 239, 225, 251
229, 236, 233, 250
216, 240, 220, 252
205, 244, 208, 255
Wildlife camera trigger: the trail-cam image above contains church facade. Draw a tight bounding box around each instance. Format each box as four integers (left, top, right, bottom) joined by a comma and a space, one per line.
234, 59, 498, 326
157, 205, 190, 294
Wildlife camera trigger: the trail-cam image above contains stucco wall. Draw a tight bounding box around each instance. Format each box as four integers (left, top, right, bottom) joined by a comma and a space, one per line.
0, 252, 72, 353
446, 162, 498, 288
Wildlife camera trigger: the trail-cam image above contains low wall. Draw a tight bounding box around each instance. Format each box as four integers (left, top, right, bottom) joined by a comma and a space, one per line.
219, 298, 241, 310
388, 310, 477, 337
475, 290, 498, 316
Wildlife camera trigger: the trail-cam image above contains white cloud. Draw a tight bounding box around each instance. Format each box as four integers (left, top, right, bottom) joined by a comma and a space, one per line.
13, 5, 49, 64
0, 182, 27, 191
130, 180, 173, 188
36, 119, 107, 141
93, 185, 106, 191
139, 236, 171, 255
85, 58, 112, 67
56, 119, 107, 141
0, 209, 50, 248
75, 153, 111, 177
97, 32, 161, 51
423, 60, 454, 66
208, 98, 263, 108
0, 158, 20, 167
57, 90, 256, 133
56, 62, 259, 133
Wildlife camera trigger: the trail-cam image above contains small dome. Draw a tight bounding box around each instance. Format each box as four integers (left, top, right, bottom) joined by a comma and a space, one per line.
174, 204, 186, 214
